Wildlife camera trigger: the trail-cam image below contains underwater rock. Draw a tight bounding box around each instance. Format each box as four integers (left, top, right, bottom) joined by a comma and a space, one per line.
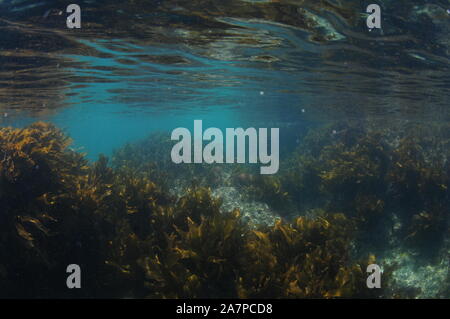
212, 186, 279, 227
0, 121, 447, 298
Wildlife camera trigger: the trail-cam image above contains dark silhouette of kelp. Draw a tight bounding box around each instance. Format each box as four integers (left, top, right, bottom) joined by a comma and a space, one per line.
0, 121, 417, 298
235, 122, 449, 261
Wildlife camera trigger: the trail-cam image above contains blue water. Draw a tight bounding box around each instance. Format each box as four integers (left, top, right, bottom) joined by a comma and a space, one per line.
2, 36, 309, 159
0, 0, 449, 299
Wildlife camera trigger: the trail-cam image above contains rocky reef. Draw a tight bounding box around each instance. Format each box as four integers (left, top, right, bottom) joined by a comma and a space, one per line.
0, 121, 448, 298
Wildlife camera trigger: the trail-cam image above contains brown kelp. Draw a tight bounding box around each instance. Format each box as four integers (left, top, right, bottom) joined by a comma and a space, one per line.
238, 212, 388, 298
236, 122, 449, 260
112, 132, 226, 192
134, 191, 390, 298
0, 122, 168, 297
0, 122, 107, 297
0, 121, 407, 298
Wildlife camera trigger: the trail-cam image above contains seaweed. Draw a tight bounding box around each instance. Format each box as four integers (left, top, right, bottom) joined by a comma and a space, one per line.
138, 195, 390, 298
0, 121, 445, 298
238, 122, 448, 258
112, 132, 226, 192
141, 190, 246, 298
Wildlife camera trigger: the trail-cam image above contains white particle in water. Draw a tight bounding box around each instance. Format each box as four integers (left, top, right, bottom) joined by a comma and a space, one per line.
260, 91, 264, 95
